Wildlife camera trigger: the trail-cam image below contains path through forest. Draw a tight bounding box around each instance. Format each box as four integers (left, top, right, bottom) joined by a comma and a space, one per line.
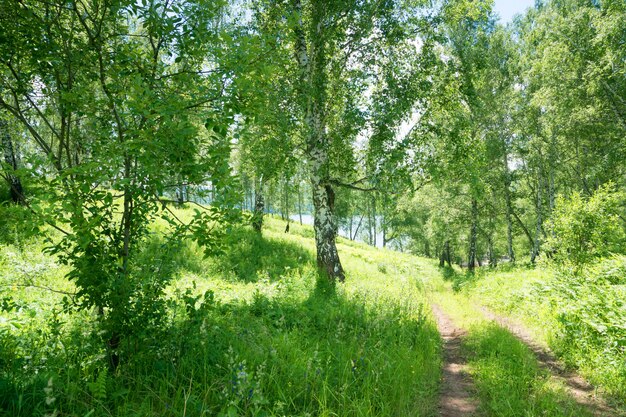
431, 304, 479, 417
477, 307, 622, 417
428, 281, 625, 417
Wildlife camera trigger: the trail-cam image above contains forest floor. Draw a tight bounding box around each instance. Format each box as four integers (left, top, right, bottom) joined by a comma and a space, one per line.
1, 210, 626, 416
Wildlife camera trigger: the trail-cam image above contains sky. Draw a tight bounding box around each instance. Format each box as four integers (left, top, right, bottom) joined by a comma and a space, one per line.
493, 0, 536, 23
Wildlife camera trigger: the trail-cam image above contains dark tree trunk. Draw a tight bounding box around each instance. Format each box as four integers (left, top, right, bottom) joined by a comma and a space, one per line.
488, 236, 497, 267
371, 195, 377, 247
367, 196, 373, 245
468, 198, 478, 272
531, 168, 543, 263
351, 213, 364, 241
176, 176, 186, 205
1, 119, 24, 204
502, 145, 515, 263
252, 179, 264, 233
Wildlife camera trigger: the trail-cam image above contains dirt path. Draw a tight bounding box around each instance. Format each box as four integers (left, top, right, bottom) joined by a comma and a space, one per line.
478, 306, 622, 417
431, 304, 479, 417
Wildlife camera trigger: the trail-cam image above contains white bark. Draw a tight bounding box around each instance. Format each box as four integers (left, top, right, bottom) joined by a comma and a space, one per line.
293, 0, 344, 281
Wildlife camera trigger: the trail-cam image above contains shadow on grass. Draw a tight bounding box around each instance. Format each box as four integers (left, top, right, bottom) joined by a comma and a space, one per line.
124, 285, 440, 417
0, 276, 441, 417
0, 204, 40, 245
439, 266, 478, 292
211, 227, 315, 283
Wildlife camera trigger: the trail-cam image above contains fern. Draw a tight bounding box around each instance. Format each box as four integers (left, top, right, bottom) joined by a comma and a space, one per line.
88, 369, 107, 401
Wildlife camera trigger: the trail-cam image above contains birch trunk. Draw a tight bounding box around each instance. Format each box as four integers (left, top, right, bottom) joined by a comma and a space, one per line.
293, 0, 344, 281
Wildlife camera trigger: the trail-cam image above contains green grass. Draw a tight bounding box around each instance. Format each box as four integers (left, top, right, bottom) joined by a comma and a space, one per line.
3, 204, 623, 416
425, 266, 596, 417
458, 263, 626, 406
464, 323, 592, 417
0, 210, 441, 417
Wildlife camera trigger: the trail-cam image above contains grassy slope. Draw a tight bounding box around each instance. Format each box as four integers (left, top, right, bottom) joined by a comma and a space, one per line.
0, 211, 441, 417
3, 207, 623, 417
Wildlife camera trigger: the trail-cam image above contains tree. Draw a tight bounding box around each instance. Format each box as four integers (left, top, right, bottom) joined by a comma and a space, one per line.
0, 0, 240, 369
545, 184, 625, 272
0, 117, 24, 204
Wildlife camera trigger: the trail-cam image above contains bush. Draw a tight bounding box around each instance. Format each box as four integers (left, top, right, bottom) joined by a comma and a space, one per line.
545, 184, 625, 271
0, 204, 40, 245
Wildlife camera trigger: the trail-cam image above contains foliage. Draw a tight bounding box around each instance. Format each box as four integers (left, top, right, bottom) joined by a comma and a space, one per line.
545, 184, 626, 270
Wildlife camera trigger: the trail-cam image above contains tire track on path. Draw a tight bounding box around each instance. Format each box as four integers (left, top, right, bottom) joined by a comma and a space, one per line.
478, 305, 624, 417
431, 303, 480, 417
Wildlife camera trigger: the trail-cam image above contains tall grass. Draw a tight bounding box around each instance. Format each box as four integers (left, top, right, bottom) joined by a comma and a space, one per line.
0, 210, 441, 417
426, 266, 599, 417
464, 324, 592, 417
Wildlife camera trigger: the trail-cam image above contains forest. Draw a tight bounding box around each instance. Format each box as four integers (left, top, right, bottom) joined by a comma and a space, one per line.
0, 0, 625, 415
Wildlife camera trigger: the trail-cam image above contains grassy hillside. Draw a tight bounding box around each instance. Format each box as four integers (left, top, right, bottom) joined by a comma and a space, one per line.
2, 206, 625, 417
0, 210, 441, 417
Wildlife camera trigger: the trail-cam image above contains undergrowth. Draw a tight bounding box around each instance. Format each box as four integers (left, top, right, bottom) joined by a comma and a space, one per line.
0, 210, 440, 417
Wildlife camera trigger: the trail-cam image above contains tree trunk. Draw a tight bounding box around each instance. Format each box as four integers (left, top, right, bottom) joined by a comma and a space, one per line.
445, 240, 452, 267
381, 214, 386, 248
468, 198, 478, 272
502, 144, 515, 263
547, 137, 556, 238
371, 195, 377, 247
531, 169, 543, 264
367, 196, 373, 245
349, 215, 353, 240
439, 246, 445, 267
297, 182, 303, 225
1, 118, 24, 204
285, 177, 290, 221
252, 178, 264, 233
176, 176, 186, 205
488, 236, 497, 267
352, 213, 364, 241
293, 0, 344, 282
280, 178, 286, 221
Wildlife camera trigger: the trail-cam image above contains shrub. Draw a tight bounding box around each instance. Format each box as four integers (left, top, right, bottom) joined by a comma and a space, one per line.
545, 184, 625, 272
